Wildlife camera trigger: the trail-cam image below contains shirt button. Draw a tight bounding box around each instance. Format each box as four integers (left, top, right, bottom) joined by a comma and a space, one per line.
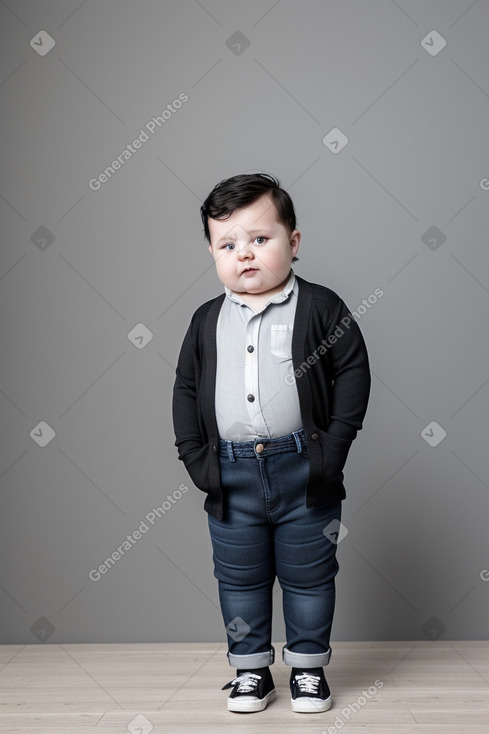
311, 433, 319, 440
255, 443, 264, 453
247, 394, 255, 402
212, 445, 218, 452
247, 345, 254, 353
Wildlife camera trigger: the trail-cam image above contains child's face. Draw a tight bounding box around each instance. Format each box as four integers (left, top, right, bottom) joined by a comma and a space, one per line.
208, 194, 300, 299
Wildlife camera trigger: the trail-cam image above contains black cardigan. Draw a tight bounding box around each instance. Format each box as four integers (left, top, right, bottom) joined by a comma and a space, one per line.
172, 274, 371, 520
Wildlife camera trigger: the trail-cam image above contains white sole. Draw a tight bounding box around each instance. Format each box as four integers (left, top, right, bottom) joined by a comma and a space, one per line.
228, 688, 277, 712
291, 695, 332, 713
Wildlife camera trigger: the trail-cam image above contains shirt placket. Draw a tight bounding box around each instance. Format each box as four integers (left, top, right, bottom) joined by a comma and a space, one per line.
244, 312, 268, 437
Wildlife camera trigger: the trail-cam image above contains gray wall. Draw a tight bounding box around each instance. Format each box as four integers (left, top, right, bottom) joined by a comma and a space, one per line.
1, 0, 488, 645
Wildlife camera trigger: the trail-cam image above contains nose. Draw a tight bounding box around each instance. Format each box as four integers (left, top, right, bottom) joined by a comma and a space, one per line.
237, 240, 253, 259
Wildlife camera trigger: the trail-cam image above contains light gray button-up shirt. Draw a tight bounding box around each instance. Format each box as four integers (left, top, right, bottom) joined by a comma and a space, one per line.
215, 269, 303, 441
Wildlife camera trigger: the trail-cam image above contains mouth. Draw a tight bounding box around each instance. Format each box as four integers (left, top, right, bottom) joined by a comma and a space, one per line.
242, 267, 259, 275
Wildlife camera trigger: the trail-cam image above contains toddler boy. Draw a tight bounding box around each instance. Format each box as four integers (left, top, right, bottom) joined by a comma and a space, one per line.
172, 173, 370, 713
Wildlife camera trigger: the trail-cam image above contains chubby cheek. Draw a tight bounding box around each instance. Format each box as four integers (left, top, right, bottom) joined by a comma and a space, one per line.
215, 258, 235, 281
265, 252, 290, 276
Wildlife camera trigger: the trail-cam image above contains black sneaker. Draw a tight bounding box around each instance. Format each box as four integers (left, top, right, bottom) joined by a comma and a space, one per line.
221, 666, 276, 712
290, 666, 331, 713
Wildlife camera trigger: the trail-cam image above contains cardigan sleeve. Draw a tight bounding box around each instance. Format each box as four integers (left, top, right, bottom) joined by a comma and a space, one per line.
323, 297, 371, 441
172, 321, 205, 461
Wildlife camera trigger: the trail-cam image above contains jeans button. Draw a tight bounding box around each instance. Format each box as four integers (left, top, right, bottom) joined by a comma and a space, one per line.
255, 443, 264, 453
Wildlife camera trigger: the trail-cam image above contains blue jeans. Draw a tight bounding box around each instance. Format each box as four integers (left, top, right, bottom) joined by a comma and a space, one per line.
207, 429, 341, 670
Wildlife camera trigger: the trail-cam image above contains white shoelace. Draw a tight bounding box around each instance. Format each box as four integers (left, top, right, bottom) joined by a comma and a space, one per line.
295, 672, 320, 695
232, 673, 261, 693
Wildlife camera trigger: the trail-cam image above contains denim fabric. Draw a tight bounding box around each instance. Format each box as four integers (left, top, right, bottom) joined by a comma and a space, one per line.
207, 431, 341, 668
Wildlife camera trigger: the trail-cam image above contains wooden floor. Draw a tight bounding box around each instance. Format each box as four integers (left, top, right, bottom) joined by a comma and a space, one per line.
1, 641, 488, 733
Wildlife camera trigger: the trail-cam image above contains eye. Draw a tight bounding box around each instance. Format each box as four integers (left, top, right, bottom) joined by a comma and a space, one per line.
223, 242, 235, 251
253, 236, 268, 245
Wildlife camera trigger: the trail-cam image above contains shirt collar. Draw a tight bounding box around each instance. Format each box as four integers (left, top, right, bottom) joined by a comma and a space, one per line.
224, 268, 296, 308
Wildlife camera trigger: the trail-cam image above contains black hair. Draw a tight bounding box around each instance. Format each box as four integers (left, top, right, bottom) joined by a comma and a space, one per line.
201, 174, 298, 260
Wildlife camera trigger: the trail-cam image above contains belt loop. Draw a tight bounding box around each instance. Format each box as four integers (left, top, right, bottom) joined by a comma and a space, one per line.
292, 430, 303, 453
226, 440, 236, 462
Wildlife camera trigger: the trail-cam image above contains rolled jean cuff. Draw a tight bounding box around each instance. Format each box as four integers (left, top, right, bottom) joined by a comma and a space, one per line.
227, 647, 275, 668
282, 646, 331, 667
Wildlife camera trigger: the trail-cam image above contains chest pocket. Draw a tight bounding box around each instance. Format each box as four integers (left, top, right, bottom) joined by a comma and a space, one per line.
270, 324, 293, 361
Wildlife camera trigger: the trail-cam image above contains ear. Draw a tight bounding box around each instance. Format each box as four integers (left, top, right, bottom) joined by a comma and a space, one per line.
289, 229, 301, 259
208, 244, 213, 256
